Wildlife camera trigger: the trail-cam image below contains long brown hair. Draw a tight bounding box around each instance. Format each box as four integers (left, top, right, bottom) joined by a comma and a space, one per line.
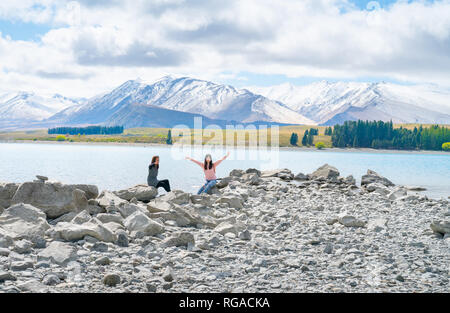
150, 156, 159, 169
204, 154, 213, 170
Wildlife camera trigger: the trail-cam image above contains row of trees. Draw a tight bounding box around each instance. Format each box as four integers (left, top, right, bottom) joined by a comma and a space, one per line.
331, 120, 450, 150
48, 126, 124, 135
290, 128, 319, 146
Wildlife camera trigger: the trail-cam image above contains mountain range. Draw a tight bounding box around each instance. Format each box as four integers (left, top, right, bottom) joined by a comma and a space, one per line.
1, 76, 449, 130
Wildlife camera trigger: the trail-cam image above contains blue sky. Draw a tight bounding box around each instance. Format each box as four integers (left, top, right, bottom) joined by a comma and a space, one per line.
0, 20, 51, 41
0, 0, 448, 96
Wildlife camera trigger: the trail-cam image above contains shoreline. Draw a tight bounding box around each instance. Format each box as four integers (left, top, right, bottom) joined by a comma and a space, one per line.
1, 139, 449, 155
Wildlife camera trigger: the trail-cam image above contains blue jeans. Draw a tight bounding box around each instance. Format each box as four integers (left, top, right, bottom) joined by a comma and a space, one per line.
197, 179, 217, 195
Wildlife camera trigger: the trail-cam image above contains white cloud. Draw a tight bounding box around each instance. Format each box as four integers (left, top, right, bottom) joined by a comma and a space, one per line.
0, 0, 449, 97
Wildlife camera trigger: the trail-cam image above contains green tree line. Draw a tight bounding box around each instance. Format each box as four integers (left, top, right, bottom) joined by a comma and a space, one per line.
48, 126, 124, 135
331, 120, 450, 151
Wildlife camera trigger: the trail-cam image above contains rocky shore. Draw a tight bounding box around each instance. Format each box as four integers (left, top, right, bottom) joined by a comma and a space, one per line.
0, 165, 449, 293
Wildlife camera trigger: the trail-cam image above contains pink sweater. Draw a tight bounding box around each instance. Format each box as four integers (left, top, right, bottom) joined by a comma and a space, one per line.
191, 158, 225, 181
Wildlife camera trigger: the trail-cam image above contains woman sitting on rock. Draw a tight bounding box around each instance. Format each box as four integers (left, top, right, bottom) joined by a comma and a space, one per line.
147, 155, 171, 192
186, 152, 230, 195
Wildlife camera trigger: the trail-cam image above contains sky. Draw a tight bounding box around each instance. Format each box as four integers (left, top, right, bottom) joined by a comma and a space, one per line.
0, 0, 449, 97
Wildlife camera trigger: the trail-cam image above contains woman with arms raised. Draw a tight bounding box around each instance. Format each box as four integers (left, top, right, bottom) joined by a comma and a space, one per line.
186, 152, 230, 195
147, 155, 171, 192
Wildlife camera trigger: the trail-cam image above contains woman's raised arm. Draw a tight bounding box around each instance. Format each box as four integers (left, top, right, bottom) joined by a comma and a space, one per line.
185, 156, 203, 167
214, 152, 230, 167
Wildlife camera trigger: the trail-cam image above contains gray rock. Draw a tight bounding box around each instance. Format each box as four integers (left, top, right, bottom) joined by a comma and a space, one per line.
215, 196, 243, 209
0, 203, 50, 240
324, 243, 333, 254
158, 190, 190, 205
97, 191, 128, 208
162, 267, 174, 282
116, 230, 129, 247
310, 164, 340, 180
13, 239, 33, 254
50, 219, 117, 243
117, 203, 147, 218
0, 247, 10, 256
10, 261, 34, 271
95, 256, 111, 265
367, 218, 388, 232
361, 170, 394, 187
229, 169, 245, 177
36, 175, 48, 182
123, 211, 165, 237
161, 232, 195, 247
113, 185, 158, 202
430, 220, 450, 235
388, 187, 407, 200
294, 172, 308, 181
17, 280, 48, 293
71, 210, 91, 225
10, 181, 98, 218
91, 242, 108, 252
238, 230, 252, 241
103, 273, 121, 287
0, 271, 17, 282
147, 200, 174, 213
0, 183, 19, 209
240, 173, 262, 185
38, 241, 77, 266
42, 274, 61, 286
214, 222, 238, 235
338, 215, 366, 227
216, 177, 233, 189
96, 213, 124, 225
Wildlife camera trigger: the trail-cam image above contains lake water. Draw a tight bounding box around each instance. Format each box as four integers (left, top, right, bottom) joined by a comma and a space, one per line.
0, 142, 449, 199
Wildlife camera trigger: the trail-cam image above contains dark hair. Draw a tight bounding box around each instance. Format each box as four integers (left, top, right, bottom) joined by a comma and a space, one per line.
204, 154, 213, 170
150, 156, 159, 169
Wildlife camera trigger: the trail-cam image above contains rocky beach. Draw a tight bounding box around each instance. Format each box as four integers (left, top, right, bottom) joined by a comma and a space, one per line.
0, 165, 449, 293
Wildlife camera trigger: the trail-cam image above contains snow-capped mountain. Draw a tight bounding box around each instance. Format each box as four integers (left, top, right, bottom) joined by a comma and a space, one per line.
248, 81, 450, 125
0, 92, 84, 129
48, 76, 315, 127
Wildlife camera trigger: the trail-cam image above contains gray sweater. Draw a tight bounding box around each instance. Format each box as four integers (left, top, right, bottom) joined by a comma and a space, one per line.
147, 164, 159, 187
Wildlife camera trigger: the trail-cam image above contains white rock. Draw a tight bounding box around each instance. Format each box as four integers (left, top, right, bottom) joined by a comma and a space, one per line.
123, 211, 164, 237
113, 185, 158, 202
38, 241, 77, 266
0, 203, 50, 240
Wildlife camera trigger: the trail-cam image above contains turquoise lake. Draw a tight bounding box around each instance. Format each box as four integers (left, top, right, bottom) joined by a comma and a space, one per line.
0, 142, 449, 199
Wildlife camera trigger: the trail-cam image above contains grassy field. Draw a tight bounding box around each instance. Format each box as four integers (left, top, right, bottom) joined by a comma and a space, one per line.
0, 124, 448, 148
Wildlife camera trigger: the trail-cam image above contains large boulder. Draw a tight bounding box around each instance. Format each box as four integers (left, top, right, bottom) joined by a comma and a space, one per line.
157, 190, 190, 205
49, 218, 116, 243
0, 183, 19, 209
310, 164, 340, 180
261, 169, 294, 181
240, 173, 262, 185
0, 203, 50, 240
215, 195, 244, 209
117, 203, 148, 218
10, 181, 98, 218
37, 241, 77, 266
361, 170, 394, 187
97, 191, 128, 208
147, 200, 174, 213
216, 177, 233, 189
113, 185, 157, 202
123, 211, 164, 237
